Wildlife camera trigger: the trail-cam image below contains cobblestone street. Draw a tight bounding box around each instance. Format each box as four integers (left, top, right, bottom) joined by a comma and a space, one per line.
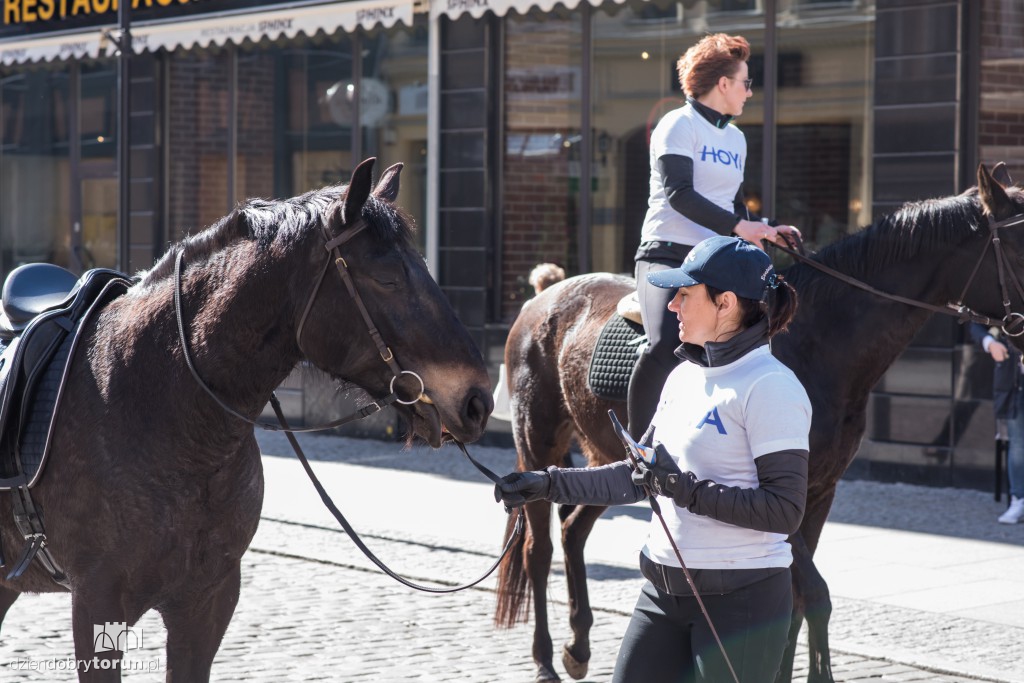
1, 432, 1022, 682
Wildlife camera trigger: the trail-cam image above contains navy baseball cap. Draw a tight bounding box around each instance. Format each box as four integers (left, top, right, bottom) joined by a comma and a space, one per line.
647, 235, 777, 300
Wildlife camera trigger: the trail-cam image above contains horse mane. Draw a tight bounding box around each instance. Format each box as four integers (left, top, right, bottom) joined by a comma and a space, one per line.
137, 184, 415, 288
782, 192, 995, 301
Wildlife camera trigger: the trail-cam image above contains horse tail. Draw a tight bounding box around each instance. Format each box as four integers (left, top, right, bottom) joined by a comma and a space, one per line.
494, 508, 531, 628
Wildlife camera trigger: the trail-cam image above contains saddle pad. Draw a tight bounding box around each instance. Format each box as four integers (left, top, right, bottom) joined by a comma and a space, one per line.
17, 329, 76, 482
588, 315, 646, 402
0, 273, 131, 490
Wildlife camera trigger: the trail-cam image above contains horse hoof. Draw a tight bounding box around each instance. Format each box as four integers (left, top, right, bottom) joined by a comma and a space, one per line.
562, 644, 589, 680
535, 664, 561, 682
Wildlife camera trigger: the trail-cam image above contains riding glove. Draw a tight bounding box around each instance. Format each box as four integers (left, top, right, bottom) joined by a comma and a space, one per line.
631, 443, 701, 507
494, 470, 551, 508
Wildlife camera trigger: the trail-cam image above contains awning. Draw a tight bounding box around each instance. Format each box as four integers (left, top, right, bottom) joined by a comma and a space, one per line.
430, 0, 625, 21
0, 30, 102, 66
0, 0, 413, 65
134, 0, 414, 54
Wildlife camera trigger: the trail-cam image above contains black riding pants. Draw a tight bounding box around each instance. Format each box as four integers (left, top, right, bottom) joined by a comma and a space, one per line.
612, 569, 793, 683
627, 255, 690, 439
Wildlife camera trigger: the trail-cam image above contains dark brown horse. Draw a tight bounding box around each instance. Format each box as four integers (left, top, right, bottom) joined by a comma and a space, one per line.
0, 158, 492, 681
495, 164, 1024, 683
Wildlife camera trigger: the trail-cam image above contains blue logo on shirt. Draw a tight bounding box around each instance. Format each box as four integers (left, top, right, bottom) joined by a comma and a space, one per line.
699, 145, 742, 170
696, 407, 727, 435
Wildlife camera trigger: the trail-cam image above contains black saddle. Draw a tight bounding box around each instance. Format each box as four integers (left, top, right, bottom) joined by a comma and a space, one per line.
0, 263, 81, 339
0, 264, 132, 490
587, 314, 646, 402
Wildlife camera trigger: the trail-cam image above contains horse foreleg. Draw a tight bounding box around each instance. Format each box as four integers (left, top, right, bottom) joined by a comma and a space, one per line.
524, 499, 559, 682
782, 531, 834, 683
159, 563, 241, 683
794, 532, 834, 683
559, 503, 605, 681
71, 583, 131, 682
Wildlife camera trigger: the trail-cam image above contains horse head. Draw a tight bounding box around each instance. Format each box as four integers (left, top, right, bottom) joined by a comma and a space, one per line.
974, 162, 1024, 348
298, 158, 492, 447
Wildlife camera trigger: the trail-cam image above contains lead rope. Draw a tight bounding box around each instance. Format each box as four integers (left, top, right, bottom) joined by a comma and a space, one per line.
269, 394, 523, 593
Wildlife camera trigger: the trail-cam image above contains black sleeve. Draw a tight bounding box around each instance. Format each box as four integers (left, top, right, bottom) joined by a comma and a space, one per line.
685, 449, 808, 535
545, 460, 647, 507
659, 154, 741, 234
968, 322, 993, 349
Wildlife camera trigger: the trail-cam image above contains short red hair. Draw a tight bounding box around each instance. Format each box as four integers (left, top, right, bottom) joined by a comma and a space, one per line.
677, 34, 751, 98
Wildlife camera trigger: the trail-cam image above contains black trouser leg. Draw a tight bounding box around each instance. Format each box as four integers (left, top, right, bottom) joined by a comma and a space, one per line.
627, 258, 686, 440
613, 571, 793, 683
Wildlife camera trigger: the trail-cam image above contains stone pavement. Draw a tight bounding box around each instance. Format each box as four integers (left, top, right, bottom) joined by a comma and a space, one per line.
1, 430, 1022, 682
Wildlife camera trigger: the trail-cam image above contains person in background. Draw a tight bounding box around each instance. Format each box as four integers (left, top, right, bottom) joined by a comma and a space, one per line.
492, 263, 567, 422
495, 236, 811, 682
971, 322, 1024, 524
627, 33, 801, 440
528, 262, 566, 296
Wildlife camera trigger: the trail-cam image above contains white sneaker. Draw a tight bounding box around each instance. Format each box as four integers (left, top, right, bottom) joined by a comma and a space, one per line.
998, 496, 1024, 524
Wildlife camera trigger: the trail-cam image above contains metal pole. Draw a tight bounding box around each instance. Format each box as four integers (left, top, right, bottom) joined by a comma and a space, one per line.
117, 0, 132, 271
761, 0, 777, 220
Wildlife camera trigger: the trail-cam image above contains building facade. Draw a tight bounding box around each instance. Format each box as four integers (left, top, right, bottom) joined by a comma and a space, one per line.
1, 0, 1022, 486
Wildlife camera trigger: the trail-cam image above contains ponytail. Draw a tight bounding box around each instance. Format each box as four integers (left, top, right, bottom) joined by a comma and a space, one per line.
762, 276, 798, 338
708, 274, 798, 338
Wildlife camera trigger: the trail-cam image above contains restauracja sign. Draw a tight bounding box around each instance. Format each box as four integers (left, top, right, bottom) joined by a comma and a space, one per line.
4, 0, 202, 26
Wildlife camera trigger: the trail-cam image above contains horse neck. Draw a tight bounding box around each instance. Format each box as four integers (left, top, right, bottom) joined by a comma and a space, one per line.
782, 230, 977, 400
173, 240, 311, 418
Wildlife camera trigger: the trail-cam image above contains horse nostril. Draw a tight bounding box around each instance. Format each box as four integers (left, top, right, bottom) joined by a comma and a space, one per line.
464, 389, 491, 425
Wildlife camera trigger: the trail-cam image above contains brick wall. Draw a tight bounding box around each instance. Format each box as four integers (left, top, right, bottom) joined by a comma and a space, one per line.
980, 0, 1024, 179
167, 54, 230, 241
501, 17, 578, 321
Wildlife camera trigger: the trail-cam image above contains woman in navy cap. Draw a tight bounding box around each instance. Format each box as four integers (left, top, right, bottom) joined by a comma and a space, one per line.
495, 235, 811, 683
628, 32, 801, 443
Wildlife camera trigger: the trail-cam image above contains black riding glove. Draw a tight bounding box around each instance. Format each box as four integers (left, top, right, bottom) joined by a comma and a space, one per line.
494, 470, 551, 508
630, 444, 701, 508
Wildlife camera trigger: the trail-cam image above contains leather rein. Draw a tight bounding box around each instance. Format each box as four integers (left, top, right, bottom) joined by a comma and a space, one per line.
771, 212, 1024, 337
174, 219, 523, 593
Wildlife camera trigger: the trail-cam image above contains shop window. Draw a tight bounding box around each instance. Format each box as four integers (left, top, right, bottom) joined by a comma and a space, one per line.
774, 1, 874, 248
362, 16, 429, 253
282, 43, 353, 192
0, 68, 72, 274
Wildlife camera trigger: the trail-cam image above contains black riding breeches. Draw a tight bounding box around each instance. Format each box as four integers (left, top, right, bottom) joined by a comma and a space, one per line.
612, 570, 793, 683
627, 257, 688, 439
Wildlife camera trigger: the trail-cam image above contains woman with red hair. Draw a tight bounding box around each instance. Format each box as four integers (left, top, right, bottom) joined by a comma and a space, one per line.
626, 33, 800, 442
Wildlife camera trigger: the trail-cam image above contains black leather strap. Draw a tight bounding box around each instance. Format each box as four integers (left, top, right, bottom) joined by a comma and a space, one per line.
269, 393, 523, 594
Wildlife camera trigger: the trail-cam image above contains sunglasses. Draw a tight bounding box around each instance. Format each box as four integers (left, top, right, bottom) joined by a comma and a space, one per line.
731, 77, 753, 92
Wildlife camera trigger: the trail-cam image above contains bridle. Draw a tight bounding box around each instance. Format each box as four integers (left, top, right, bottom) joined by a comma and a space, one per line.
771, 211, 1024, 337
173, 219, 423, 434
173, 215, 523, 593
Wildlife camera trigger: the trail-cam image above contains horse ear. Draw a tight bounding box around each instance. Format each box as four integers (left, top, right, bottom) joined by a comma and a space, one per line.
340, 157, 376, 226
978, 163, 1017, 220
373, 163, 404, 203
992, 161, 1015, 187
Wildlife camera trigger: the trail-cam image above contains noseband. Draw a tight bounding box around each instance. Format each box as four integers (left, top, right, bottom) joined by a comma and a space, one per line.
773, 211, 1024, 337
